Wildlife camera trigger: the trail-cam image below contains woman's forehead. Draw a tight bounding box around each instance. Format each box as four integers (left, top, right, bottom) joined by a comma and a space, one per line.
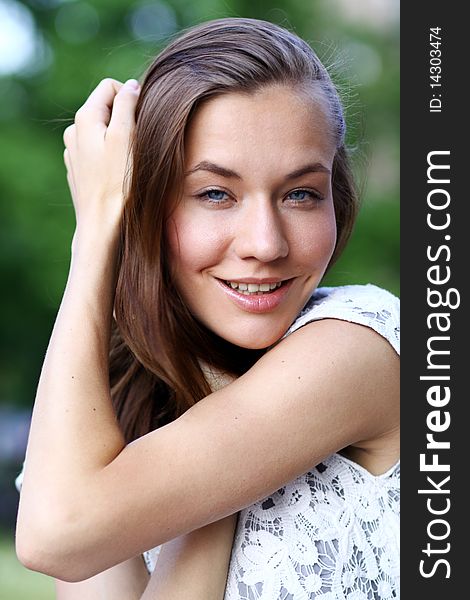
184, 85, 336, 173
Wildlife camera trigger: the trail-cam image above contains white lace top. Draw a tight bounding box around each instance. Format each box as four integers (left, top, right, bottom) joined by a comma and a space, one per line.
144, 283, 400, 599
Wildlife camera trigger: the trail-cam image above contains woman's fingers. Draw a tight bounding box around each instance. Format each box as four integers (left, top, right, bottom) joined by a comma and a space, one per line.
67, 78, 140, 142
63, 146, 73, 178
61, 77, 140, 232
63, 148, 77, 203
75, 78, 123, 132
72, 78, 140, 141
63, 124, 75, 147
106, 79, 140, 139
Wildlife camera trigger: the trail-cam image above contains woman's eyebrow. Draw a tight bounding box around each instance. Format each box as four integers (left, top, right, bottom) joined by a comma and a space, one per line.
285, 163, 331, 179
185, 161, 331, 179
185, 161, 242, 179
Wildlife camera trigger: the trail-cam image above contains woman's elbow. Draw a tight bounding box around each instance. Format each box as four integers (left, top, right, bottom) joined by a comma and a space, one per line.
15, 508, 99, 582
16, 525, 67, 580
16, 527, 54, 578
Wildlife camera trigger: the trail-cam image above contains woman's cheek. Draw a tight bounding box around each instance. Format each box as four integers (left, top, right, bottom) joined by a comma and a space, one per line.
167, 212, 227, 275
323, 216, 338, 262
293, 214, 337, 271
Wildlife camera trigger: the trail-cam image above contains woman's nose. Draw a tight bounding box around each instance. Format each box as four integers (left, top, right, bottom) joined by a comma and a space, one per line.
233, 198, 289, 262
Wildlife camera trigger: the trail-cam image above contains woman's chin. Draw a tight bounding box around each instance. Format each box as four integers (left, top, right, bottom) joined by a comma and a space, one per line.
215, 325, 288, 351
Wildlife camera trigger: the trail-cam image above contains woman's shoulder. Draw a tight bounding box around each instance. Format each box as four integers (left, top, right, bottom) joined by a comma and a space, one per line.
285, 283, 400, 355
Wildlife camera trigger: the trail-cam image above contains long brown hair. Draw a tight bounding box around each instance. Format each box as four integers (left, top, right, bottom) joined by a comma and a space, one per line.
111, 18, 359, 442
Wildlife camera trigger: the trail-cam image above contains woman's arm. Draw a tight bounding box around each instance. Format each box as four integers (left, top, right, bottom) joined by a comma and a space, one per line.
16, 80, 399, 582
55, 556, 149, 599
54, 514, 237, 599
141, 514, 237, 600
19, 319, 399, 582
16, 78, 138, 578
53, 360, 237, 600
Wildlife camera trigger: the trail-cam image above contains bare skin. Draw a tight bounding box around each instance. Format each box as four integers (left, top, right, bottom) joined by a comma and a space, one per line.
15, 79, 399, 589
54, 318, 238, 599
55, 556, 149, 599
55, 514, 237, 599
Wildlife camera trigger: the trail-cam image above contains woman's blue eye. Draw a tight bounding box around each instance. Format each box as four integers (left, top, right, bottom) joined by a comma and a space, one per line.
206, 189, 227, 201
288, 190, 311, 201
286, 189, 324, 204
195, 188, 232, 207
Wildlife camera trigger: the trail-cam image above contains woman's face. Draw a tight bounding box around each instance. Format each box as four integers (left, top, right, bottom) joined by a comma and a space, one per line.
167, 85, 337, 350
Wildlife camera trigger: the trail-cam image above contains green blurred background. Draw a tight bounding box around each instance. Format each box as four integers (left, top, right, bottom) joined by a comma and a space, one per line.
0, 0, 399, 597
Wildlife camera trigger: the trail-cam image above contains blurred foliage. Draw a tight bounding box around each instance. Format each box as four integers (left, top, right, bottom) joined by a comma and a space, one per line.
0, 0, 399, 410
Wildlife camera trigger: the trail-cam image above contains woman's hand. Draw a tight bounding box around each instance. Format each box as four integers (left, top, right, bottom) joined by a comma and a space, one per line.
63, 78, 140, 243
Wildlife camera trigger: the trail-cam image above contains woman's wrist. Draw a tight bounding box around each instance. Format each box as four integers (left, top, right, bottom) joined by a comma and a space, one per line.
71, 222, 120, 266
67, 228, 121, 317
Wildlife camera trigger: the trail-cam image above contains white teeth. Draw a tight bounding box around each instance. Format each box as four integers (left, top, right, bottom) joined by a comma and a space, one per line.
225, 280, 283, 294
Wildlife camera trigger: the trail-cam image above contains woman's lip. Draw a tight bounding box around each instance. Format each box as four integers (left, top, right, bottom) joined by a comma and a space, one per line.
215, 278, 294, 314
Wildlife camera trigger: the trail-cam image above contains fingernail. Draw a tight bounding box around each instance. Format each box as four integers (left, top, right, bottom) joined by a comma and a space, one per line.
124, 79, 140, 90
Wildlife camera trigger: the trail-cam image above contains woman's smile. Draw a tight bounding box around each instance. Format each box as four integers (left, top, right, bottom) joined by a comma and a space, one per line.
223, 281, 284, 294
215, 277, 294, 313
167, 85, 338, 349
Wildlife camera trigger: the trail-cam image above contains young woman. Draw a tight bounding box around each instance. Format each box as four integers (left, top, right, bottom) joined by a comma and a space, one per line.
16, 18, 400, 599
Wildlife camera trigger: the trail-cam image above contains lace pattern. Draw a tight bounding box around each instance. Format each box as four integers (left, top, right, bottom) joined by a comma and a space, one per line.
225, 455, 400, 600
